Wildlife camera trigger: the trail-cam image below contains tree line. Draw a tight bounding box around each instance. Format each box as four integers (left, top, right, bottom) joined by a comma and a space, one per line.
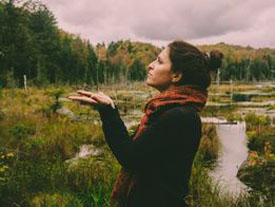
199, 43, 275, 82
0, 0, 274, 88
0, 0, 151, 88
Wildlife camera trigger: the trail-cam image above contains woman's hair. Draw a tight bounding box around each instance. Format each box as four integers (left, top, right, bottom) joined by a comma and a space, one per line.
168, 40, 224, 89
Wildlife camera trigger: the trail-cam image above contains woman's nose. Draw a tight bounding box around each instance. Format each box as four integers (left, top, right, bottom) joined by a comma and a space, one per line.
148, 61, 154, 70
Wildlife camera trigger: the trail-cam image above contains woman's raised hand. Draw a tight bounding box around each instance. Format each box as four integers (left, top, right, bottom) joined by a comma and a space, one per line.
67, 90, 115, 109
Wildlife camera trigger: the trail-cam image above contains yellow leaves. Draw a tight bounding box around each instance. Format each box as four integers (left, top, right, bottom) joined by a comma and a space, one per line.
264, 141, 271, 160
6, 152, 14, 157
248, 151, 259, 166
0, 152, 15, 160
0, 152, 15, 175
0, 165, 9, 173
248, 143, 274, 166
2, 165, 9, 169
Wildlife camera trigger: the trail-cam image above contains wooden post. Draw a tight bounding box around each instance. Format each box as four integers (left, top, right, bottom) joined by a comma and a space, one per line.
230, 79, 233, 104
216, 69, 220, 93
23, 75, 27, 91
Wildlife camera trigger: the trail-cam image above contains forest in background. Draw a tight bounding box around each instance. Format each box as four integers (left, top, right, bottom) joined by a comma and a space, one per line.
1, 0, 275, 88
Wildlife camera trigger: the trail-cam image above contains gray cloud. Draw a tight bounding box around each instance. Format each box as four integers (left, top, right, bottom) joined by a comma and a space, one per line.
41, 0, 275, 48
132, 0, 274, 39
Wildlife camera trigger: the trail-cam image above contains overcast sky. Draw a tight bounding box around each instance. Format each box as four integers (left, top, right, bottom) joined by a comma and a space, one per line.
40, 0, 275, 48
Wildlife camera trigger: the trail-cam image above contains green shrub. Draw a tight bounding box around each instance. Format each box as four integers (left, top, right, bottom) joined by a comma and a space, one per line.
30, 192, 84, 207
232, 93, 252, 102
5, 123, 35, 149
225, 113, 242, 122
47, 89, 65, 113
267, 104, 275, 111
0, 157, 67, 207
237, 160, 274, 202
8, 123, 35, 140
247, 131, 274, 154
244, 113, 270, 129
245, 113, 274, 154
261, 87, 275, 93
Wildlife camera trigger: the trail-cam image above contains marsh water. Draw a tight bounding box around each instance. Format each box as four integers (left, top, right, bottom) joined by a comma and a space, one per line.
204, 119, 249, 196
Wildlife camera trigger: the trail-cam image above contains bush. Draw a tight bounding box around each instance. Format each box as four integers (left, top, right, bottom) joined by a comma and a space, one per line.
237, 159, 275, 201
8, 123, 35, 140
232, 93, 252, 102
64, 154, 118, 192
198, 124, 220, 167
30, 192, 84, 207
245, 113, 274, 154
225, 113, 242, 122
247, 131, 275, 154
244, 113, 270, 130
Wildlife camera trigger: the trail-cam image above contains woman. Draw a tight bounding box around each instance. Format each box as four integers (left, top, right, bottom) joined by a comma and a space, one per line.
68, 40, 223, 207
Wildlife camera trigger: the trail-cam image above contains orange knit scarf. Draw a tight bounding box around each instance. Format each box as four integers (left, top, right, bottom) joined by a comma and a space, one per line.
110, 85, 208, 207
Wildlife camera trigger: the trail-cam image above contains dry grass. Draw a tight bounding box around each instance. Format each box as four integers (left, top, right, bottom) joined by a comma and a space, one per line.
1, 83, 273, 207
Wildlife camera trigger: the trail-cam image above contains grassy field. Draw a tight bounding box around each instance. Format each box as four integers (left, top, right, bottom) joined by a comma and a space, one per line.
0, 83, 274, 206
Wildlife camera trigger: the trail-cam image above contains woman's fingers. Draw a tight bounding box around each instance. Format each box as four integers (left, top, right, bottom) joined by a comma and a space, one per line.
67, 96, 98, 105
76, 90, 97, 98
69, 91, 115, 109
76, 90, 91, 97
85, 92, 115, 109
90, 94, 108, 104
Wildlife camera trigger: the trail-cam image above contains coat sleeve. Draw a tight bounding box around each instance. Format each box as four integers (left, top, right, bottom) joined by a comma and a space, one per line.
98, 105, 200, 171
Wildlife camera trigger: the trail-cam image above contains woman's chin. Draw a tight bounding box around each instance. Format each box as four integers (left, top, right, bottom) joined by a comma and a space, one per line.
146, 81, 158, 90
146, 79, 153, 87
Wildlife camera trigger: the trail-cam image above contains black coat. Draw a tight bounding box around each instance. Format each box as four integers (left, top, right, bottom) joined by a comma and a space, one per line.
99, 104, 202, 207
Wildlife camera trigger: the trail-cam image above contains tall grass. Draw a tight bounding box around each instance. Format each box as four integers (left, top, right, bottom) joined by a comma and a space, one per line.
237, 113, 275, 203
0, 85, 274, 206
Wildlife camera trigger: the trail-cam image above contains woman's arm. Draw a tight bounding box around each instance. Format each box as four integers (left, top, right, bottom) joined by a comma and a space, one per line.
99, 105, 200, 171
67, 90, 201, 171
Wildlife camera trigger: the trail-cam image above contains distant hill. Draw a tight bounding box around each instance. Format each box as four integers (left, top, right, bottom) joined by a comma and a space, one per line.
96, 40, 275, 67
95, 40, 161, 67
198, 42, 275, 61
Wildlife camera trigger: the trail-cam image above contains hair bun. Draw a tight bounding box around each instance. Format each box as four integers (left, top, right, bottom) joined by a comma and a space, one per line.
205, 50, 224, 72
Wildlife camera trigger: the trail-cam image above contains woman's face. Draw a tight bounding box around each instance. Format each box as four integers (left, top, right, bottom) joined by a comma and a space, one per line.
146, 47, 174, 92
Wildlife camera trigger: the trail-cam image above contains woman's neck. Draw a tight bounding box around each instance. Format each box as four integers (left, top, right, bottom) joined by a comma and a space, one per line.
157, 84, 179, 93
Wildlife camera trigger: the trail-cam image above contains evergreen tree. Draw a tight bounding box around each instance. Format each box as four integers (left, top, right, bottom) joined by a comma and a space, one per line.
128, 59, 146, 81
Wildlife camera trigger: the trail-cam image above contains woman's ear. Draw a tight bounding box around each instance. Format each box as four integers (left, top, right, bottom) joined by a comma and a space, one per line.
172, 72, 183, 83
